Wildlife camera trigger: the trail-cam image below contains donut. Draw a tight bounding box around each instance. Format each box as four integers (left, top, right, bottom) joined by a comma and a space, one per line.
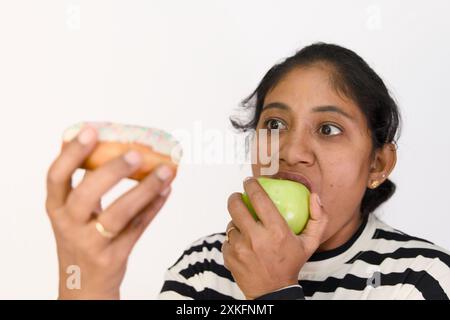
62, 122, 182, 181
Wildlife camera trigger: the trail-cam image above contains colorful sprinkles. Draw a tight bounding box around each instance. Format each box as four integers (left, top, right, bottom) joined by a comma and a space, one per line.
63, 122, 182, 162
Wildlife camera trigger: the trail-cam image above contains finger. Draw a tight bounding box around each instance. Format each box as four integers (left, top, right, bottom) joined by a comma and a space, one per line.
227, 193, 257, 235
83, 170, 102, 213
224, 225, 247, 264
225, 221, 240, 241
65, 150, 144, 223
297, 193, 329, 253
224, 220, 243, 241
46, 126, 98, 213
97, 165, 174, 235
228, 227, 244, 247
226, 221, 235, 231
221, 234, 232, 269
221, 223, 243, 269
112, 187, 171, 255
222, 221, 238, 247
243, 177, 288, 229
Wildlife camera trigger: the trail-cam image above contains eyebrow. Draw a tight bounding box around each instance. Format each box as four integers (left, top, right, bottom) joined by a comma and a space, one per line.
262, 102, 354, 120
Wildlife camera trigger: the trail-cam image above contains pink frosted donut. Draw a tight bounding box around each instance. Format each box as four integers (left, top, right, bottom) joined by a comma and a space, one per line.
62, 122, 182, 181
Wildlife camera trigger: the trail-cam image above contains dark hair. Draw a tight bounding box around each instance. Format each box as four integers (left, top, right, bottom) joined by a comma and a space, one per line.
231, 42, 401, 218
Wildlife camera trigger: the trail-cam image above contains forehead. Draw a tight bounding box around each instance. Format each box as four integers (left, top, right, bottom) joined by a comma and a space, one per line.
263, 65, 362, 120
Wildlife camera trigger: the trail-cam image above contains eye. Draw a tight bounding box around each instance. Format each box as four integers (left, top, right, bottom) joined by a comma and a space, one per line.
319, 123, 342, 136
264, 118, 287, 130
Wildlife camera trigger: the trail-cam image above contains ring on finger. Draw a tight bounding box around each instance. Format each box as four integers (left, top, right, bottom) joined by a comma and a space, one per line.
225, 226, 237, 243
95, 219, 117, 239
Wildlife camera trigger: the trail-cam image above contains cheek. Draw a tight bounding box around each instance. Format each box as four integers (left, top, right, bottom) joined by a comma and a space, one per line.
320, 157, 369, 239
321, 155, 369, 205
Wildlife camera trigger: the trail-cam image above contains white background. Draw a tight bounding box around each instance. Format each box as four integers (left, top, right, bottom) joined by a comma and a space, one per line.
0, 0, 449, 299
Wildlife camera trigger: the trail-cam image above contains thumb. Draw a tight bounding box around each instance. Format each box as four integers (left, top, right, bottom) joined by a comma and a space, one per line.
297, 193, 329, 255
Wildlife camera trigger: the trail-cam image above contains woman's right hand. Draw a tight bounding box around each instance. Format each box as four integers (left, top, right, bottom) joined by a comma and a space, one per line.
45, 126, 175, 299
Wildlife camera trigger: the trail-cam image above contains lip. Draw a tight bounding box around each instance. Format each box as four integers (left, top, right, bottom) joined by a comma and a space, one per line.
270, 171, 314, 193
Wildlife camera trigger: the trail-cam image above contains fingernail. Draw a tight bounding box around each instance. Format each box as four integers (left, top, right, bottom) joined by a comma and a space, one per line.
78, 127, 96, 145
155, 165, 173, 181
244, 176, 254, 183
316, 194, 323, 208
124, 150, 142, 166
160, 186, 171, 196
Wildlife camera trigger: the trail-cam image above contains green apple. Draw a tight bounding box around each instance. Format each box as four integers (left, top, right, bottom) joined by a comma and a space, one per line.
241, 177, 310, 234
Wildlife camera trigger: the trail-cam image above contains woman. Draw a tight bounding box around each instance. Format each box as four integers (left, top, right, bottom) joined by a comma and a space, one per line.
46, 43, 450, 300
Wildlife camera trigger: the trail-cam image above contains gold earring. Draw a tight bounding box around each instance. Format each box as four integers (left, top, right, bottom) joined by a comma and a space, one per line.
370, 180, 380, 189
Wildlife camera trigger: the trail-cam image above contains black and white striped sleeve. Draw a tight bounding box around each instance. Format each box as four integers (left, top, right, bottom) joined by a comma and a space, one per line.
255, 285, 305, 300
159, 233, 242, 300
402, 258, 450, 300
158, 233, 306, 300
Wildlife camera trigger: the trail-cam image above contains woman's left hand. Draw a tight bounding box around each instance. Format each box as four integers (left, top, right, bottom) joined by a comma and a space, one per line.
222, 177, 329, 300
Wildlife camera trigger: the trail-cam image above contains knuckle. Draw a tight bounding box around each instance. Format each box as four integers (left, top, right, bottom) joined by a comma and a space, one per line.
233, 242, 248, 259
248, 189, 265, 202
96, 157, 133, 181
55, 214, 72, 233
96, 164, 121, 182
247, 188, 260, 199
249, 237, 261, 252
45, 200, 56, 217
142, 174, 164, 193
46, 166, 62, 186
52, 218, 79, 245
270, 227, 287, 243
69, 187, 91, 205
47, 209, 70, 234
118, 156, 137, 173
105, 205, 129, 226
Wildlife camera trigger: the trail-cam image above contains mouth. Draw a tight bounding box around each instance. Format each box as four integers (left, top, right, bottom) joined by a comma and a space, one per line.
270, 171, 314, 193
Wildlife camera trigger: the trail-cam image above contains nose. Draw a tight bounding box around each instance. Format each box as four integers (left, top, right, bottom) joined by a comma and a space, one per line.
279, 129, 315, 167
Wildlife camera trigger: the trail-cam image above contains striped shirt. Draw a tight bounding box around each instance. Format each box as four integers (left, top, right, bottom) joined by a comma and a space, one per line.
159, 214, 450, 300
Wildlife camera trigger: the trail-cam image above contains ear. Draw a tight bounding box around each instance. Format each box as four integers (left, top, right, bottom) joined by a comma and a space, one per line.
368, 143, 397, 189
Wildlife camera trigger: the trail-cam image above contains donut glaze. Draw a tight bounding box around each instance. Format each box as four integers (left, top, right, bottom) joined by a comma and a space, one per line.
62, 122, 182, 180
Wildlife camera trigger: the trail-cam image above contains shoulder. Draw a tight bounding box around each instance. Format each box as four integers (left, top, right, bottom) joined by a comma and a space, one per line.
353, 216, 450, 299
370, 216, 450, 264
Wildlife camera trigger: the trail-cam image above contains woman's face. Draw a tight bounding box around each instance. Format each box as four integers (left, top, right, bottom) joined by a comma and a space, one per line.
252, 64, 376, 247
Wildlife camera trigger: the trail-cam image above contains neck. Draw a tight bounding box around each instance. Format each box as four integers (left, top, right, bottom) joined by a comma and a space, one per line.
317, 212, 363, 253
